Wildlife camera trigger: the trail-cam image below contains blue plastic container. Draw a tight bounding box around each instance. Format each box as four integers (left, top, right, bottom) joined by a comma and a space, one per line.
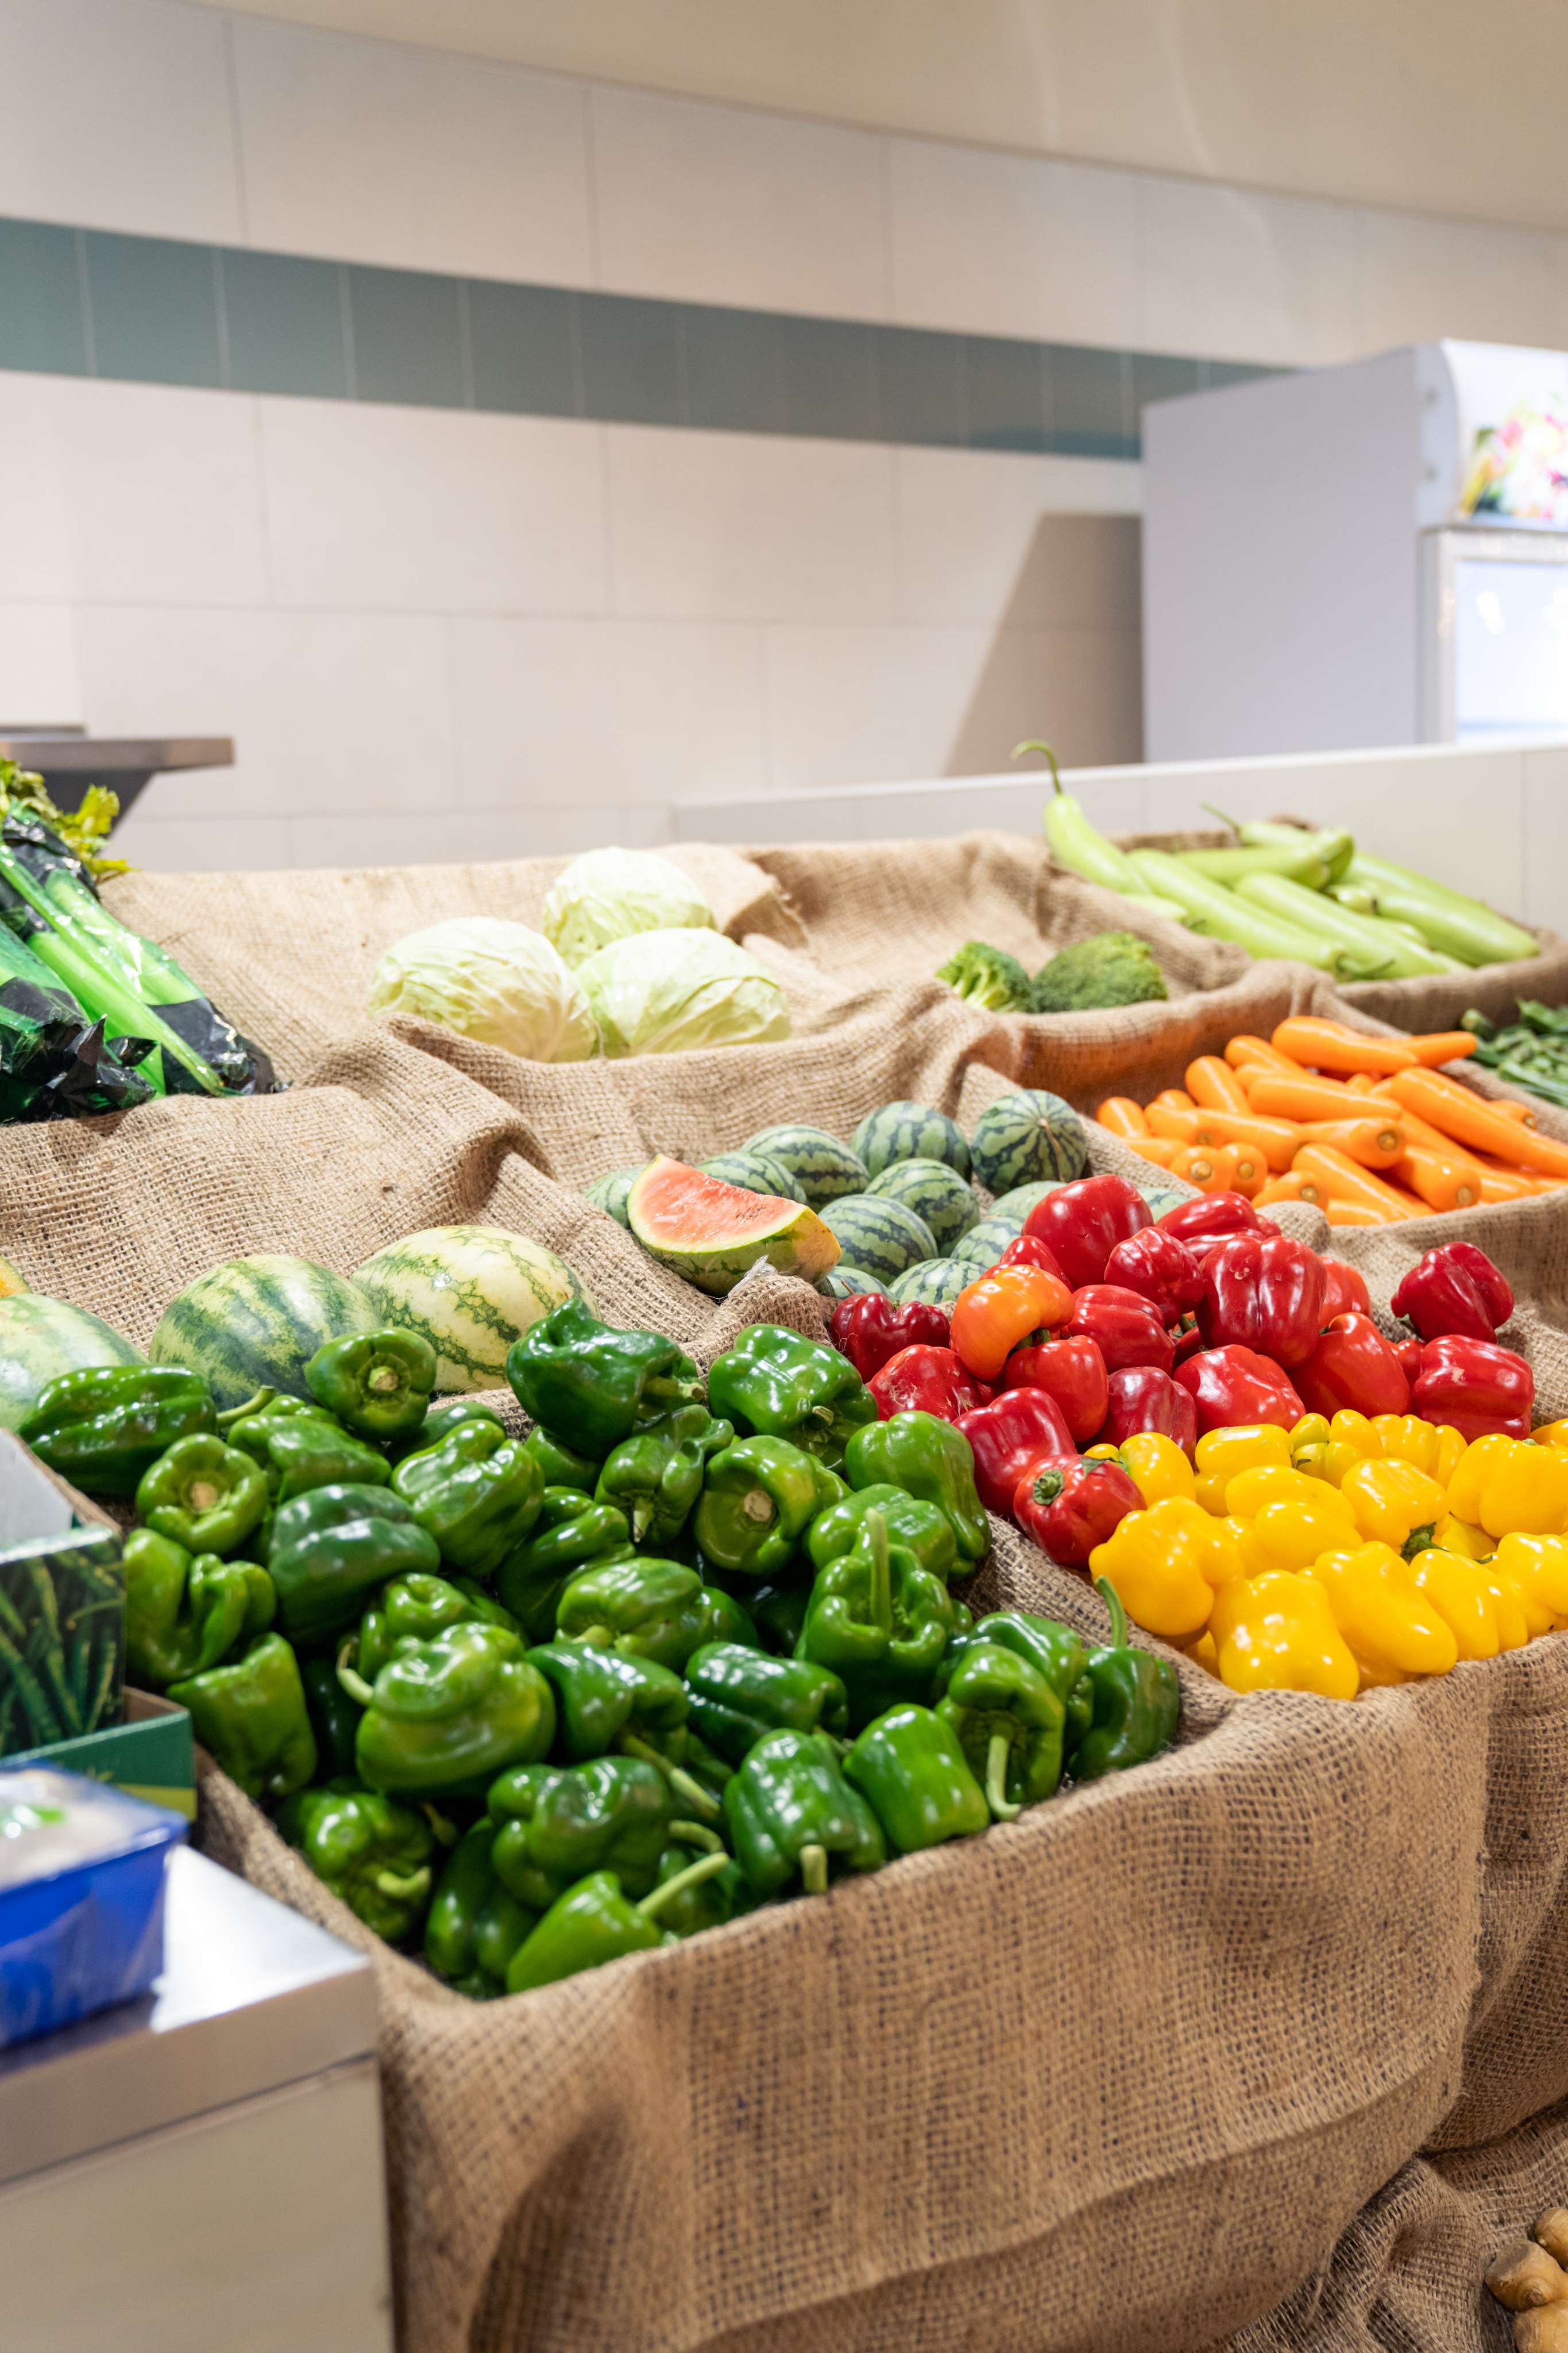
0, 1765, 186, 2048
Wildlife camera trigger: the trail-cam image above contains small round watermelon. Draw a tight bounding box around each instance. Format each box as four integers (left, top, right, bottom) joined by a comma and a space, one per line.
866, 1160, 978, 1255
969, 1090, 1088, 1195
818, 1267, 887, 1300
744, 1125, 868, 1206
1135, 1182, 1191, 1218
699, 1150, 807, 1205
152, 1255, 376, 1411
629, 1157, 839, 1296
990, 1181, 1063, 1222
820, 1195, 936, 1282
354, 1226, 582, 1392
951, 1211, 1028, 1272
0, 1295, 142, 1433
852, 1102, 971, 1182
888, 1258, 968, 1310
585, 1170, 639, 1229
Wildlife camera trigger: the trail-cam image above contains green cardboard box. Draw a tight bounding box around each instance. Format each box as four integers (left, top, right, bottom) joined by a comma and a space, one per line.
0, 1428, 125, 1758
8, 1689, 195, 1819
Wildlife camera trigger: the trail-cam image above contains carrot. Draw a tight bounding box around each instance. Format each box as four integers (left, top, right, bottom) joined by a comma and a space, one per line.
1152, 1088, 1196, 1113
1490, 1097, 1537, 1125
1292, 1143, 1424, 1218
1296, 1117, 1405, 1170
1188, 1108, 1302, 1172
1096, 1097, 1150, 1139
1127, 1135, 1182, 1169
1395, 1147, 1482, 1213
1344, 1073, 1379, 1097
1147, 1103, 1202, 1143
1467, 1147, 1567, 1189
1254, 1170, 1326, 1208
1324, 1199, 1407, 1228
1169, 1143, 1242, 1194
1185, 1055, 1253, 1115
1385, 1069, 1568, 1177
1404, 1031, 1478, 1067
1225, 1033, 1300, 1074
1244, 1070, 1374, 1124
1477, 1166, 1555, 1203
1360, 1093, 1479, 1163
1271, 1017, 1419, 1076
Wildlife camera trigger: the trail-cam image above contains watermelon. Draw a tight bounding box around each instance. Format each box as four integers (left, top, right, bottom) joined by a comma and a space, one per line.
585, 1170, 639, 1229
820, 1195, 936, 1282
852, 1102, 971, 1182
744, 1125, 867, 1206
818, 1267, 887, 1301
151, 1255, 374, 1411
969, 1090, 1088, 1195
700, 1150, 807, 1205
990, 1181, 1063, 1222
628, 1158, 839, 1296
354, 1226, 582, 1392
951, 1212, 1028, 1272
0, 1295, 142, 1432
1135, 1182, 1191, 1219
888, 1258, 968, 1310
866, 1160, 978, 1255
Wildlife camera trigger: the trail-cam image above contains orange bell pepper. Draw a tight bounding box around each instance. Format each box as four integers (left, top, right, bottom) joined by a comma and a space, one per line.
949, 1264, 1071, 1382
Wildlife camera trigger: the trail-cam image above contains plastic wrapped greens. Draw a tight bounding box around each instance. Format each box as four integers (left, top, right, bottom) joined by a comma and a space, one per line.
0, 918, 154, 1121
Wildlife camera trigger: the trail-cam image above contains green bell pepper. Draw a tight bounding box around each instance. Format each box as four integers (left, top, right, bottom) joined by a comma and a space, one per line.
524, 1640, 687, 1760
267, 1482, 441, 1646
20, 1366, 216, 1497
355, 1622, 555, 1798
694, 1583, 759, 1650
277, 1776, 437, 1944
844, 1411, 990, 1565
507, 1296, 703, 1459
391, 1420, 544, 1577
706, 1324, 877, 1470
495, 1488, 633, 1640
648, 1837, 757, 1937
692, 1437, 843, 1577
398, 1397, 506, 1462
136, 1434, 269, 1557
746, 1579, 812, 1658
523, 1426, 602, 1494
944, 1611, 1093, 1754
425, 1818, 538, 1994
554, 1555, 712, 1673
934, 1637, 1065, 1821
795, 1509, 956, 1730
304, 1326, 438, 1443
685, 1641, 848, 1762
488, 1753, 709, 1910
723, 1726, 886, 1898
301, 1650, 364, 1779
1070, 1579, 1180, 1781
844, 1702, 988, 1853
593, 1403, 731, 1545
505, 1856, 732, 1994
169, 1631, 318, 1802
230, 1411, 392, 1506
351, 1570, 521, 1684
124, 1526, 274, 1689
806, 1482, 958, 1586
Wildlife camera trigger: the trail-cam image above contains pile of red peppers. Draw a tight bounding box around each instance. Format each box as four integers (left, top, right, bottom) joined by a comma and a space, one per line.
829, 1172, 1534, 1572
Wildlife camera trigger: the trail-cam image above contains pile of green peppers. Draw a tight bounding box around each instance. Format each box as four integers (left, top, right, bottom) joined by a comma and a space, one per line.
56, 1300, 1180, 1995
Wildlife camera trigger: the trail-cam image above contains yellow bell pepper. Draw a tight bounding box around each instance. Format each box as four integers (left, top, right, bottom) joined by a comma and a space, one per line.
1210, 1571, 1360, 1699
1316, 1410, 1381, 1487
1446, 1434, 1568, 1540
1338, 1458, 1447, 1550
1305, 1543, 1458, 1684
1485, 1568, 1533, 1650
1195, 1424, 1291, 1514
1223, 1467, 1359, 1574
1493, 1531, 1568, 1625
1369, 1414, 1465, 1485
1405, 1547, 1504, 1661
1117, 1432, 1196, 1508
1182, 1630, 1219, 1675
1534, 1420, 1568, 1451
1431, 1511, 1492, 1563
1089, 1498, 1229, 1642
1289, 1414, 1331, 1459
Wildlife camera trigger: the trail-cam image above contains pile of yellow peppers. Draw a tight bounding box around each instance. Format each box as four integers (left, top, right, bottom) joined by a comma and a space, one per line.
1086, 1414, 1568, 1699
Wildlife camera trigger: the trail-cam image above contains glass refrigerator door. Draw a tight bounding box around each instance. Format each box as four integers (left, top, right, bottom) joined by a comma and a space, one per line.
1454, 554, 1568, 737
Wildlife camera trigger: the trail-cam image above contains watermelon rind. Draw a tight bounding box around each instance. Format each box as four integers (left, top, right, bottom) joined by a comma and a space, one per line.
818, 1267, 887, 1300
629, 1157, 839, 1296
865, 1160, 979, 1255
820, 1194, 937, 1282
969, 1090, 1088, 1195
887, 1258, 968, 1310
1138, 1182, 1192, 1218
585, 1170, 639, 1229
950, 1211, 1028, 1272
354, 1226, 582, 1394
152, 1255, 375, 1412
852, 1102, 972, 1182
743, 1125, 868, 1207
989, 1181, 1063, 1221
0, 1296, 142, 1433
699, 1150, 807, 1205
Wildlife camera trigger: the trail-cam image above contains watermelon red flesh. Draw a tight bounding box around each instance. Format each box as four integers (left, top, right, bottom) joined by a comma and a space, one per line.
627, 1158, 839, 1294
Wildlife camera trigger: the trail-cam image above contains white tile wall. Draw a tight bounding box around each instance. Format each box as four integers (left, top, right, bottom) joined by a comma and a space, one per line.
1135, 182, 1359, 368
50, 379, 270, 607
892, 446, 1141, 628
1354, 210, 1558, 352
0, 605, 82, 727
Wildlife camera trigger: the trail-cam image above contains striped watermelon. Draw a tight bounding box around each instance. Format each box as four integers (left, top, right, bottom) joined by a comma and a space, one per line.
585, 1170, 639, 1229
152, 1255, 376, 1411
0, 1295, 142, 1433
628, 1158, 838, 1295
820, 1195, 936, 1282
700, 1150, 807, 1205
951, 1212, 1028, 1272
969, 1090, 1088, 1195
1136, 1182, 1191, 1219
866, 1160, 978, 1255
990, 1181, 1063, 1222
818, 1267, 887, 1301
744, 1125, 867, 1206
354, 1226, 582, 1393
852, 1102, 971, 1182
888, 1258, 968, 1310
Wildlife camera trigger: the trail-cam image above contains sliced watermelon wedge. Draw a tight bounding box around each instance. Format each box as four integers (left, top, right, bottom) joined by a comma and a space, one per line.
627, 1156, 840, 1296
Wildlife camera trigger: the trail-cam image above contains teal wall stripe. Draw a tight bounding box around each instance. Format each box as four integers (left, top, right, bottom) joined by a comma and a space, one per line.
0, 213, 1279, 457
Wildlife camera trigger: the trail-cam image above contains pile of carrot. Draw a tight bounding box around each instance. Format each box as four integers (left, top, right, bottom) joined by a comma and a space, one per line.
1097, 1015, 1568, 1227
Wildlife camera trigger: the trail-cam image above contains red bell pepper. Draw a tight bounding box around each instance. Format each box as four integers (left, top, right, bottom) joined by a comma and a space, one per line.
1001, 1336, 1109, 1446
1154, 1191, 1260, 1260
989, 1233, 1067, 1282
1408, 1334, 1534, 1442
1174, 1344, 1304, 1436
1096, 1365, 1199, 1456
868, 1346, 992, 1423
955, 1390, 1076, 1517
829, 1292, 950, 1382
1102, 1225, 1204, 1324
1196, 1230, 1326, 1369
1014, 1453, 1142, 1568
950, 1264, 1072, 1382
1293, 1312, 1411, 1421
1065, 1284, 1175, 1375
1024, 1172, 1150, 1290
1393, 1336, 1423, 1385
1317, 1259, 1372, 1324
1391, 1241, 1515, 1345
1171, 1324, 1206, 1366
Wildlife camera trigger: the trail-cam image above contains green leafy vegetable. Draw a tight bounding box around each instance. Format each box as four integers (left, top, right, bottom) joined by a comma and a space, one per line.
935, 940, 1034, 1012
1030, 932, 1168, 1013
368, 919, 600, 1063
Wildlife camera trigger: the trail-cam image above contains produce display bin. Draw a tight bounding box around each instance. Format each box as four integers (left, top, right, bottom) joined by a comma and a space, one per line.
9, 1689, 195, 1819
0, 1430, 123, 1760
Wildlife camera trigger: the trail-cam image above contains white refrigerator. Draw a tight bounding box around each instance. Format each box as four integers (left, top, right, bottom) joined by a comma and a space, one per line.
1142, 340, 1568, 760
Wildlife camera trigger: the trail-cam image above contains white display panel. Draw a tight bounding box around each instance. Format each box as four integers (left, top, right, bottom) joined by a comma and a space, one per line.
1454, 555, 1568, 738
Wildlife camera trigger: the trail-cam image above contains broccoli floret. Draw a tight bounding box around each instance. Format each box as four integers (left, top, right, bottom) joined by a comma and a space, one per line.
936, 940, 1036, 1011
1031, 931, 1168, 1013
